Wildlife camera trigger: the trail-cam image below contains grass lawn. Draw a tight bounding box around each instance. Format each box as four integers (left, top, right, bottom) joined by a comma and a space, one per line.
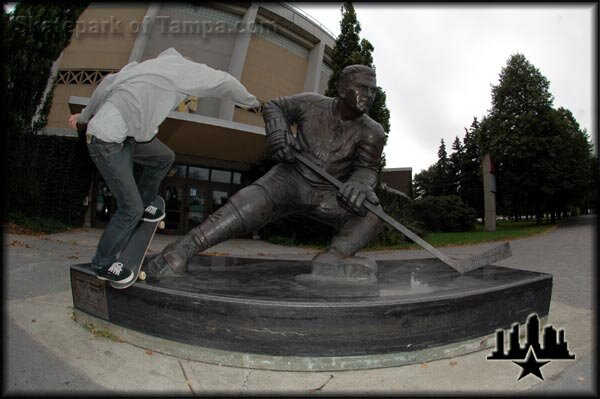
367, 219, 558, 250
267, 219, 559, 251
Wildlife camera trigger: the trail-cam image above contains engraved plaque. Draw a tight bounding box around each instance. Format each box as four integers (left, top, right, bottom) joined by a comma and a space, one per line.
71, 271, 109, 320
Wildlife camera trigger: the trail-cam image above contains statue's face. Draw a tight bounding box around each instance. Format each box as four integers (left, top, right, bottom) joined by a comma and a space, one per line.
340, 73, 377, 114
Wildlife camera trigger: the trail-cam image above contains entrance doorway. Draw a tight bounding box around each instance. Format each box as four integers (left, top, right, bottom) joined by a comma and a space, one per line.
89, 163, 244, 235
162, 182, 210, 235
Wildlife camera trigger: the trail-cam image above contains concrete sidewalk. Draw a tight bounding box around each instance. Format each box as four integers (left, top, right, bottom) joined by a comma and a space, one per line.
4, 215, 597, 395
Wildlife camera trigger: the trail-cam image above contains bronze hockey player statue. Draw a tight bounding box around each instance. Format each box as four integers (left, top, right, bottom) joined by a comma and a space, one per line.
146, 65, 386, 282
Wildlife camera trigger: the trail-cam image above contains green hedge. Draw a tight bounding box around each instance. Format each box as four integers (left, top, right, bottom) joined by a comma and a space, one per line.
369, 185, 426, 247
31, 134, 94, 226
411, 195, 476, 232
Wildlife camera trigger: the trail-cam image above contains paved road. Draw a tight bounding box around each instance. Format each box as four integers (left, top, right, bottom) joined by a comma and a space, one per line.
3, 215, 596, 395
367, 214, 596, 310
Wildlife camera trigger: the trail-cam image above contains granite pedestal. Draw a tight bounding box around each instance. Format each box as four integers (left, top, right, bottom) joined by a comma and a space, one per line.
71, 255, 552, 367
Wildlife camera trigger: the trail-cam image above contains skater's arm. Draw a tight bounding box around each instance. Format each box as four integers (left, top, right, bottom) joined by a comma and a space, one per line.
212, 70, 259, 109
182, 64, 259, 110
76, 73, 118, 124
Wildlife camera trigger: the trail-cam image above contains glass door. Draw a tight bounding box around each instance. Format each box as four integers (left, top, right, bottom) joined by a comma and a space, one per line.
162, 183, 185, 235
211, 189, 230, 213
187, 184, 208, 231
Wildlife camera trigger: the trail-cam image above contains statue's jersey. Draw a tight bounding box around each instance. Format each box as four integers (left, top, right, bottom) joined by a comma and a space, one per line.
262, 93, 386, 189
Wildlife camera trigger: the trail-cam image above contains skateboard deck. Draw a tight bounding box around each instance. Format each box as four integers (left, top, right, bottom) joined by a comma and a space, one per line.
110, 196, 165, 289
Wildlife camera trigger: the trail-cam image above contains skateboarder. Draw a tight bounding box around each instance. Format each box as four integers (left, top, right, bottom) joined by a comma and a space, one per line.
146, 64, 386, 280
68, 47, 260, 284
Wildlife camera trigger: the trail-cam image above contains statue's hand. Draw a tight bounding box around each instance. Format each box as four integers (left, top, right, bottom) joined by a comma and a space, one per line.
265, 117, 300, 163
337, 181, 379, 216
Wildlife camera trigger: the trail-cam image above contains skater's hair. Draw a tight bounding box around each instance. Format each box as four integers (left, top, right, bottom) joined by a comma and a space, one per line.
338, 65, 376, 89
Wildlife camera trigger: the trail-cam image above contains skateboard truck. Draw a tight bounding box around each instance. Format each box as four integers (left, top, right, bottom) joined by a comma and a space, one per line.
294, 153, 512, 273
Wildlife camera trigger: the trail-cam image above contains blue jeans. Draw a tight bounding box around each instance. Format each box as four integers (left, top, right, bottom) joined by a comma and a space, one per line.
87, 136, 175, 271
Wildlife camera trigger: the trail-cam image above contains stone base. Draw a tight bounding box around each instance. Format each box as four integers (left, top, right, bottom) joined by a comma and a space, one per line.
72, 308, 544, 371
70, 255, 552, 361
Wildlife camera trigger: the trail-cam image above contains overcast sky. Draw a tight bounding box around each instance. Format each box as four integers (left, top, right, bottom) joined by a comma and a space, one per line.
294, 3, 596, 173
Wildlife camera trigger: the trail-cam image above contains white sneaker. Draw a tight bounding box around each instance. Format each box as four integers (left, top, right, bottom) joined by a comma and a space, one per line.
95, 262, 134, 283
142, 205, 165, 222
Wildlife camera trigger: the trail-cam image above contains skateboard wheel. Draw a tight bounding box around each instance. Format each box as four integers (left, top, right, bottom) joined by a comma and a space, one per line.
159, 221, 165, 230
139, 271, 146, 281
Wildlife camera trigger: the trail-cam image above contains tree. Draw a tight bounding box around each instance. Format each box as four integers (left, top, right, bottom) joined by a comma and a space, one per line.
325, 3, 363, 98
325, 2, 391, 171
479, 53, 595, 223
587, 155, 599, 214
413, 165, 437, 199
546, 107, 595, 219
413, 139, 453, 198
436, 139, 456, 196
413, 117, 486, 220
448, 136, 463, 196
5, 2, 88, 214
459, 118, 484, 218
479, 54, 555, 223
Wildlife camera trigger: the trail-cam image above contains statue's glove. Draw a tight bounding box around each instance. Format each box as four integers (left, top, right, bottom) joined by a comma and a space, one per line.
265, 117, 300, 163
337, 180, 380, 216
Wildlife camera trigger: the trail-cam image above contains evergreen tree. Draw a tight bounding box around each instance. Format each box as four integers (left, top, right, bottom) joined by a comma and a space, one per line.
459, 118, 484, 218
435, 139, 454, 196
359, 38, 374, 67
325, 3, 363, 98
413, 165, 437, 199
325, 2, 391, 170
448, 136, 463, 196
413, 139, 454, 198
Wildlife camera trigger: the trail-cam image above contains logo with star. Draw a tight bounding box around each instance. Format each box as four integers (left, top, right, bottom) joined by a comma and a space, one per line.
487, 314, 575, 381
513, 347, 550, 380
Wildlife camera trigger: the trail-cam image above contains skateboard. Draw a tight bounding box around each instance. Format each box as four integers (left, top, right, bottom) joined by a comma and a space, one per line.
110, 195, 166, 289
